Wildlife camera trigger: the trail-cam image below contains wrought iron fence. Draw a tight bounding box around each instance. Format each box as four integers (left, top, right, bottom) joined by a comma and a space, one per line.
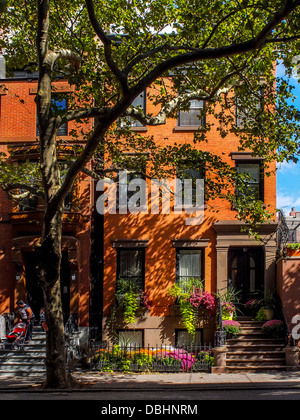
89, 342, 213, 373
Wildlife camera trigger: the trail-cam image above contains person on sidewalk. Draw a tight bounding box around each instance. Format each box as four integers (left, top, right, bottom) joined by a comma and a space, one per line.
16, 300, 35, 342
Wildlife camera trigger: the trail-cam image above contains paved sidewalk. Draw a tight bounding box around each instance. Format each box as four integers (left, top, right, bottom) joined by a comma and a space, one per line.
0, 370, 300, 392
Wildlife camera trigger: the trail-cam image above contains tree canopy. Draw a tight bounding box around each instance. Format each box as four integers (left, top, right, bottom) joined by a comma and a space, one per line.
0, 0, 300, 387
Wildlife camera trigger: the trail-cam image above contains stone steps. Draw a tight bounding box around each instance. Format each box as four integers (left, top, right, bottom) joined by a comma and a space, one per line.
224, 319, 287, 372
0, 327, 46, 377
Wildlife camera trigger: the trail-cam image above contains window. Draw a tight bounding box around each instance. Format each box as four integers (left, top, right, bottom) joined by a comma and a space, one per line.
176, 249, 204, 290
117, 248, 145, 289
176, 329, 203, 347
18, 195, 38, 211
36, 96, 68, 136
117, 330, 143, 348
235, 88, 264, 128
178, 99, 205, 127
177, 163, 205, 206
120, 91, 146, 128
54, 98, 68, 136
117, 167, 146, 209
236, 161, 264, 201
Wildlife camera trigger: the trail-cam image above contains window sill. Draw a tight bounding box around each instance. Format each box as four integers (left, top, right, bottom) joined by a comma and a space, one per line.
130, 126, 148, 132
174, 126, 204, 132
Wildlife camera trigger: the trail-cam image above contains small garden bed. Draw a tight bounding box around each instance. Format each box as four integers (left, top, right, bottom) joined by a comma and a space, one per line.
89, 344, 214, 373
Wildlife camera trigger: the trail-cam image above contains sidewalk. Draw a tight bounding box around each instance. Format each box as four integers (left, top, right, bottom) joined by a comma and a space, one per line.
0, 370, 300, 392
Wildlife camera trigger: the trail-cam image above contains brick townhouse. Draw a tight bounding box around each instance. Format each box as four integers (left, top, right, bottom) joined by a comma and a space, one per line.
0, 68, 278, 347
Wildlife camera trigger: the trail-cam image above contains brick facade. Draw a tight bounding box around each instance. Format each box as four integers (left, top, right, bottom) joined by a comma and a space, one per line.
0, 76, 278, 346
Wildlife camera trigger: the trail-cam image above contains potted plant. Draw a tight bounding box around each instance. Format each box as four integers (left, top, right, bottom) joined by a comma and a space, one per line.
286, 243, 300, 257
215, 286, 240, 321
116, 278, 150, 324
168, 278, 216, 336
263, 290, 276, 320
222, 320, 242, 338
262, 319, 285, 338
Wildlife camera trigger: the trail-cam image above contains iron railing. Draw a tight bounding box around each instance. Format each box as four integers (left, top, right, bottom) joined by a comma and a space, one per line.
89, 342, 213, 373
65, 313, 81, 364
214, 297, 226, 347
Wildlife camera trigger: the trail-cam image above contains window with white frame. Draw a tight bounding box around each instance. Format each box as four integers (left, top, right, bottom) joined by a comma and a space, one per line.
176, 249, 204, 291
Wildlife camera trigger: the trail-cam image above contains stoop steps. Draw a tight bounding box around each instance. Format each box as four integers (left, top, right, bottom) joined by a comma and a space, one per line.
0, 326, 46, 378
225, 319, 286, 373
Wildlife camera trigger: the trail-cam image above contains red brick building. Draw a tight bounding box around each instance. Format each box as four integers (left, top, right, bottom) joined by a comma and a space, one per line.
0, 70, 278, 347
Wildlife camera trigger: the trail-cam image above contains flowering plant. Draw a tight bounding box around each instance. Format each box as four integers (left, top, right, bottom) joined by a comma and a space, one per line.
168, 279, 216, 335
262, 319, 285, 337
189, 289, 216, 314
221, 301, 236, 319
222, 320, 242, 336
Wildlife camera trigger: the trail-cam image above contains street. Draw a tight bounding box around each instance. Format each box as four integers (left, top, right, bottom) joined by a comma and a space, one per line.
1, 387, 300, 400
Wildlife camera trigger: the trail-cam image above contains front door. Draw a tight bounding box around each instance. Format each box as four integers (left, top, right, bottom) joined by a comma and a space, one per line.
228, 247, 264, 304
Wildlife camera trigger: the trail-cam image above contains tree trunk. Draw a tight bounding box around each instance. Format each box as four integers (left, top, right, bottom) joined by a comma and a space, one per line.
38, 207, 71, 388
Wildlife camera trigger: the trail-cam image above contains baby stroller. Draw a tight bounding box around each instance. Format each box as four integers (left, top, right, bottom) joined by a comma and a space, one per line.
4, 322, 27, 350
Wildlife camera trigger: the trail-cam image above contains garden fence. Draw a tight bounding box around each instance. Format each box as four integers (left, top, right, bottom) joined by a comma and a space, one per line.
89, 342, 213, 373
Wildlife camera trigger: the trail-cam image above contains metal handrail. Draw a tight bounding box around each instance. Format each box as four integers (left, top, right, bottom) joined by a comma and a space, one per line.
214, 298, 226, 347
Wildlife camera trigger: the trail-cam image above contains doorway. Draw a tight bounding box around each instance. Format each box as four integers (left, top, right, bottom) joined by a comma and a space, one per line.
24, 251, 70, 323
228, 247, 264, 304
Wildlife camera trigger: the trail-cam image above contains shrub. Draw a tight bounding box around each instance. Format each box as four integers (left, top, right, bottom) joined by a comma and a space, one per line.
262, 320, 285, 337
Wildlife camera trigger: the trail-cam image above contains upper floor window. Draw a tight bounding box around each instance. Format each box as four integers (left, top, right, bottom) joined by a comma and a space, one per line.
235, 88, 264, 128
120, 91, 146, 128
36, 96, 68, 136
54, 98, 68, 136
176, 161, 205, 206
178, 99, 205, 127
236, 161, 264, 201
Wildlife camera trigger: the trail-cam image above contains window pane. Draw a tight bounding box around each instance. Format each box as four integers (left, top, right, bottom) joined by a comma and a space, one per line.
177, 249, 203, 291
236, 162, 262, 200
118, 330, 143, 348
118, 249, 144, 288
176, 330, 202, 346
120, 92, 145, 127
178, 100, 205, 126
54, 98, 68, 136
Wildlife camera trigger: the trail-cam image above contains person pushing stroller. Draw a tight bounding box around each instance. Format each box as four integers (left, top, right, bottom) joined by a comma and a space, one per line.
16, 300, 35, 342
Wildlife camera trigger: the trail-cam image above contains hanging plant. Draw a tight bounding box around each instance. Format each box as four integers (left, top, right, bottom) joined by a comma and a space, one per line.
116, 278, 151, 325
168, 278, 216, 336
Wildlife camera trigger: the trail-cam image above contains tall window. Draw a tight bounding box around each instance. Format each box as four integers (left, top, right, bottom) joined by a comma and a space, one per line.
178, 99, 205, 127
120, 91, 146, 128
176, 249, 204, 290
117, 248, 145, 289
36, 96, 68, 136
54, 98, 68, 136
235, 88, 264, 127
177, 163, 205, 206
236, 161, 263, 201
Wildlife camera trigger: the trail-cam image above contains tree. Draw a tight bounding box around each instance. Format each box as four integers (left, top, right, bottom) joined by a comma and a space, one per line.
0, 0, 300, 387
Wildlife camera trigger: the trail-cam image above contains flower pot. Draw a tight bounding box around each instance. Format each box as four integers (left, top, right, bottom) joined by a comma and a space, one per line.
222, 311, 234, 321
264, 309, 274, 320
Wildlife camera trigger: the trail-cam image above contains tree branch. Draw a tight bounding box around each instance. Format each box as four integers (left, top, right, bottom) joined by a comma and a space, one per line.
85, 0, 128, 94
44, 49, 82, 70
